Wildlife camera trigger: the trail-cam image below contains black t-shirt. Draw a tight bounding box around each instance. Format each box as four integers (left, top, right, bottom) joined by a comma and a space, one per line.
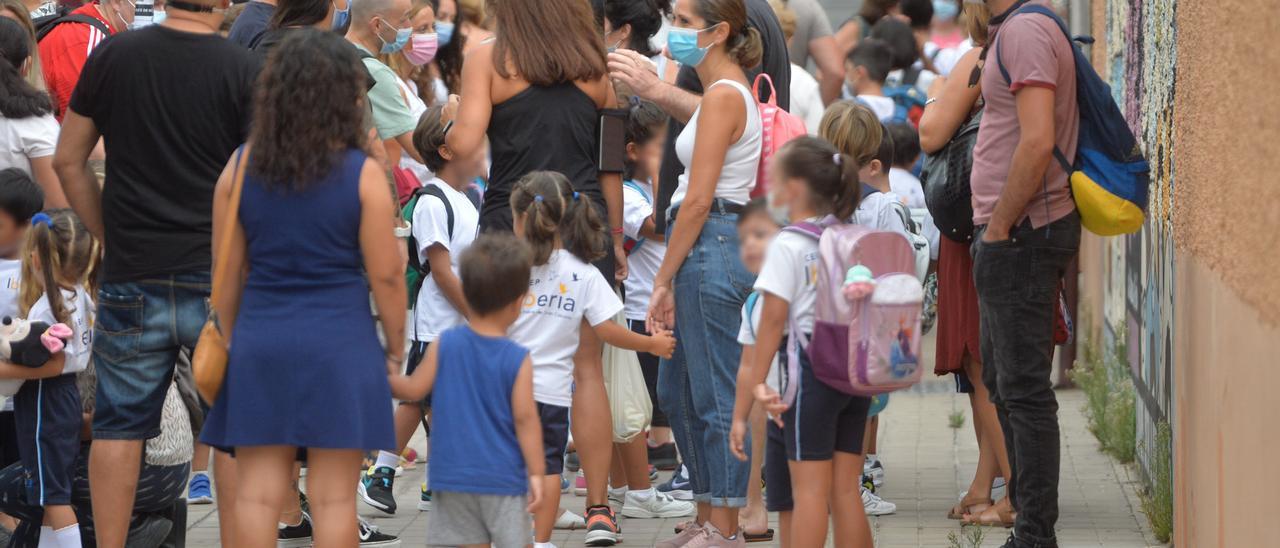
69, 26, 259, 282
227, 0, 274, 48
655, 0, 791, 231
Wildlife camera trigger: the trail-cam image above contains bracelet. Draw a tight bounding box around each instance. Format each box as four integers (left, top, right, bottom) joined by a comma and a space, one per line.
925, 97, 938, 106
611, 227, 625, 236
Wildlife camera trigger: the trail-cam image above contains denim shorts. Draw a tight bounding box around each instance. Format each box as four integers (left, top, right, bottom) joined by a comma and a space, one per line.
93, 272, 211, 441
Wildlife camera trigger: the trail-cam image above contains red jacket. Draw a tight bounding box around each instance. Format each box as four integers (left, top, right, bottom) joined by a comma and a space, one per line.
38, 3, 116, 120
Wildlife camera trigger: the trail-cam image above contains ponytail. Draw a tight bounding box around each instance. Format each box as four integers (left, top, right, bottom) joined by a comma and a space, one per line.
19, 209, 100, 324
0, 17, 51, 119
776, 137, 862, 220
509, 171, 606, 266
727, 26, 762, 69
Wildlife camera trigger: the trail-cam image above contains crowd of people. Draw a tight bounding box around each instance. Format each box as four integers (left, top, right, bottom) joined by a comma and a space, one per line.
0, 0, 1083, 546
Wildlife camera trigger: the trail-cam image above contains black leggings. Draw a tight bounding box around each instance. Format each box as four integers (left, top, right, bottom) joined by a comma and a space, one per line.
628, 319, 668, 428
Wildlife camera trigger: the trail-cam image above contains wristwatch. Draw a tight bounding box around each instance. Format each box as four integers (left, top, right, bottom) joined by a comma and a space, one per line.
394, 222, 412, 239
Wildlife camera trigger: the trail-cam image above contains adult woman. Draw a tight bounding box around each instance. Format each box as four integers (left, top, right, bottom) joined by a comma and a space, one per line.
597, 0, 678, 83
384, 0, 437, 181
645, 0, 762, 543
200, 29, 403, 547
251, 0, 351, 52
917, 0, 1013, 528
0, 17, 64, 207
834, 0, 898, 55
0, 0, 45, 92
419, 0, 463, 101
445, 0, 625, 540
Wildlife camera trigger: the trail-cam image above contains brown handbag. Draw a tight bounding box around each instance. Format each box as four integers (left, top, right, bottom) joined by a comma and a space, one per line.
193, 148, 247, 404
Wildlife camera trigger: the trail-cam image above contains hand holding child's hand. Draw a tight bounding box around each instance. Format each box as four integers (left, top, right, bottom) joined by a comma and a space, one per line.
649, 329, 676, 359
729, 417, 750, 461
526, 476, 544, 513
387, 373, 412, 401
753, 383, 787, 427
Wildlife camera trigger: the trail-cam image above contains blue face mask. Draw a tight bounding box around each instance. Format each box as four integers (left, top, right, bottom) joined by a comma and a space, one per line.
667, 25, 715, 67
435, 21, 455, 47
331, 0, 349, 31
151, 9, 166, 24
933, 0, 959, 21
377, 19, 412, 54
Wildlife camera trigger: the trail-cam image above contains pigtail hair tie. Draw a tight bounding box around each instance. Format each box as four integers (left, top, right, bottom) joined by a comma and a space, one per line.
30, 212, 53, 228
832, 154, 842, 166
572, 192, 580, 201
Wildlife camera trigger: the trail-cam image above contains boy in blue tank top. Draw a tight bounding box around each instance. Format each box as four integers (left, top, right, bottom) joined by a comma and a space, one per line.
388, 234, 545, 547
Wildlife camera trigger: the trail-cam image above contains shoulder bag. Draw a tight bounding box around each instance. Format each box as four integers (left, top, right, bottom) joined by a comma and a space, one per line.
193, 148, 248, 404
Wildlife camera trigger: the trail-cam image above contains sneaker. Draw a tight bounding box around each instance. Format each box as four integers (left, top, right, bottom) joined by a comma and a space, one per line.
608, 486, 627, 505
655, 521, 704, 548
565, 452, 581, 473
187, 472, 214, 505
573, 470, 588, 497
562, 475, 571, 493
692, 523, 745, 548
861, 487, 897, 516
277, 512, 313, 547
583, 505, 621, 546
621, 489, 695, 519
864, 458, 885, 489
648, 465, 659, 482
128, 513, 173, 547
647, 442, 679, 471
555, 509, 586, 530
358, 466, 398, 514
418, 484, 432, 511
657, 464, 692, 501
357, 517, 400, 547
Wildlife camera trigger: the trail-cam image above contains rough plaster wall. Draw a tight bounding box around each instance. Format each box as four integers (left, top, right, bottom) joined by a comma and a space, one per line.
1174, 0, 1280, 325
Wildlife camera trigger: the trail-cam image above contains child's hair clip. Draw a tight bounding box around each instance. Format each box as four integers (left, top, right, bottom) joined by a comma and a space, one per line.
572, 192, 580, 201
30, 212, 53, 228
534, 195, 545, 203
629, 95, 642, 108
832, 154, 842, 166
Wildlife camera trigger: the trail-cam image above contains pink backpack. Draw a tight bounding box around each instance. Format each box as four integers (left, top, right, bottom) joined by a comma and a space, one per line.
751, 73, 808, 199
779, 218, 924, 405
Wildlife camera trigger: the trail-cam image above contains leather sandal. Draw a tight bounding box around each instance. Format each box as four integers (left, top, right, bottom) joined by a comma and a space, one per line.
963, 502, 1016, 528
947, 496, 993, 520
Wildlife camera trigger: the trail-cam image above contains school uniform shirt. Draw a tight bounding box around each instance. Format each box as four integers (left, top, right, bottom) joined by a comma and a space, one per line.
889, 167, 926, 209
28, 285, 94, 375
622, 180, 665, 322
753, 228, 820, 335
737, 292, 781, 394
411, 178, 480, 343
0, 114, 58, 178
855, 187, 910, 234
857, 94, 897, 123
0, 260, 20, 403
508, 250, 622, 407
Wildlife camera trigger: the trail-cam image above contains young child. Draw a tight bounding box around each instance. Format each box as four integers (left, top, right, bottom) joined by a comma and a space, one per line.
886, 122, 926, 209
506, 171, 675, 548
363, 104, 487, 513
610, 99, 691, 519
732, 137, 873, 548
843, 38, 898, 123
5, 209, 98, 548
388, 234, 545, 548
0, 169, 44, 411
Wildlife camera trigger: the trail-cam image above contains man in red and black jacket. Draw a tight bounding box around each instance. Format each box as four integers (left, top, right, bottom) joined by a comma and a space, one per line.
38, 0, 138, 120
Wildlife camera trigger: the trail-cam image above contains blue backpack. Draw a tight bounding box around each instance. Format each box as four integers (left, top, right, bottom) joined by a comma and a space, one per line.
881, 66, 928, 126
995, 4, 1149, 236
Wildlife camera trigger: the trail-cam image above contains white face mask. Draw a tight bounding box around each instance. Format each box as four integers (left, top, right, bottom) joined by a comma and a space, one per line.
767, 187, 791, 225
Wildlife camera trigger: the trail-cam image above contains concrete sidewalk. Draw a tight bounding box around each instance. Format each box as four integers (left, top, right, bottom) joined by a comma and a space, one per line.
184, 378, 1158, 547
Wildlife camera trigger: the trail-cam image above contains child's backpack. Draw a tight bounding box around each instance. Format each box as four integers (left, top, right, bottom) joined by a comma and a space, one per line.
402, 184, 454, 308
777, 218, 924, 406
882, 67, 929, 127
393, 166, 424, 207
751, 73, 808, 199
994, 4, 1149, 236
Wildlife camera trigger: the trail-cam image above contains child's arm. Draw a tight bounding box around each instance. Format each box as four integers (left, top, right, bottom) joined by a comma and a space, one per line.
591, 319, 675, 359
510, 356, 545, 512
389, 342, 438, 401
639, 215, 665, 243
0, 353, 66, 380
729, 343, 757, 461
425, 245, 473, 320
744, 293, 789, 422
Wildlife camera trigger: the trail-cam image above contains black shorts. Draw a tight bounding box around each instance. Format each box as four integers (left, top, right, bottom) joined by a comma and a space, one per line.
14, 374, 81, 505
0, 410, 18, 468
627, 319, 666, 427
764, 422, 793, 512
403, 340, 434, 407
538, 402, 570, 476
780, 346, 871, 461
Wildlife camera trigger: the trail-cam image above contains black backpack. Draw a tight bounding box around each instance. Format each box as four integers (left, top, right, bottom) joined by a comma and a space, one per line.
403, 185, 454, 308
35, 11, 110, 42
921, 109, 982, 242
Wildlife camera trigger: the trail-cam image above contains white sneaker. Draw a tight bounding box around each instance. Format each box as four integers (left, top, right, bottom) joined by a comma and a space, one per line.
554, 509, 586, 530
621, 489, 696, 519
864, 458, 885, 489
861, 488, 897, 516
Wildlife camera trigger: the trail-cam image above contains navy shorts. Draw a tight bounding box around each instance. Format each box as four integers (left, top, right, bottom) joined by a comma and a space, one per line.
402, 340, 433, 407
538, 402, 570, 476
780, 345, 871, 461
14, 374, 82, 505
763, 422, 793, 512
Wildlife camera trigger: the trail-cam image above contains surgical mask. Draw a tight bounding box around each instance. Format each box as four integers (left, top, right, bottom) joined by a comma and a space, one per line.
116, 0, 139, 31
435, 21, 455, 46
666, 26, 715, 67
766, 187, 791, 225
331, 0, 350, 31
404, 32, 439, 66
933, 0, 959, 20
151, 9, 166, 24
377, 19, 412, 54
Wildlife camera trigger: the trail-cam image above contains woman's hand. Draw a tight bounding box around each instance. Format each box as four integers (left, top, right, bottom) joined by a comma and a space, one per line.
646, 282, 675, 333
729, 416, 750, 461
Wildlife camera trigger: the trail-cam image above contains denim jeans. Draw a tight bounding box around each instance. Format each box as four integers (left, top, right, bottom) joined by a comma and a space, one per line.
657, 211, 754, 507
93, 273, 211, 440
972, 211, 1080, 548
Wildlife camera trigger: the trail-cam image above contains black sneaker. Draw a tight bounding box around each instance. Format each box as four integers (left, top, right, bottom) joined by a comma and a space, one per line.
127, 514, 172, 547
584, 505, 621, 546
358, 517, 401, 546
278, 512, 313, 548
358, 466, 397, 514
647, 442, 678, 471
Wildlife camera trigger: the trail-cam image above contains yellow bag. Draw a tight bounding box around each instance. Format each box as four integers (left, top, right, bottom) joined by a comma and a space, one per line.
193, 149, 247, 404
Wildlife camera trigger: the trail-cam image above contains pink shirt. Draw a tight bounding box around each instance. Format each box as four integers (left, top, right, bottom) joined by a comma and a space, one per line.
970, 1, 1078, 228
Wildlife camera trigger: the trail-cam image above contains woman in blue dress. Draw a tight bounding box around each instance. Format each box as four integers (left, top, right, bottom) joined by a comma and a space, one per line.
200, 29, 405, 547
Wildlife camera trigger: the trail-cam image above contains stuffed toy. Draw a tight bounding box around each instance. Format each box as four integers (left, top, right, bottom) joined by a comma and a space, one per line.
842, 264, 877, 301
0, 316, 73, 368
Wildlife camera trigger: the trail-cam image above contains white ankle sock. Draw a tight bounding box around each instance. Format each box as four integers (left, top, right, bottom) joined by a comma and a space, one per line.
37, 526, 56, 548
54, 524, 81, 548
629, 487, 655, 501
374, 451, 400, 469
534, 543, 558, 548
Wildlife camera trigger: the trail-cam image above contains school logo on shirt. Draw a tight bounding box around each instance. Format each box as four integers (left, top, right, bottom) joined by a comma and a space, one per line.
524, 274, 579, 317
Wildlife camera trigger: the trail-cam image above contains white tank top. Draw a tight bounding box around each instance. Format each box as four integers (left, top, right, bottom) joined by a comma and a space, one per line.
670, 79, 762, 209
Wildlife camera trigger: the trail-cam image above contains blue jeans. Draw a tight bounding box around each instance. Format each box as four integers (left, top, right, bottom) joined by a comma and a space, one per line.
657, 211, 754, 507
93, 273, 210, 440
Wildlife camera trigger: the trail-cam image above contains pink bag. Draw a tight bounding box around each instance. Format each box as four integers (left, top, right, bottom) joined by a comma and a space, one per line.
751, 73, 808, 199
393, 166, 423, 207
779, 218, 923, 405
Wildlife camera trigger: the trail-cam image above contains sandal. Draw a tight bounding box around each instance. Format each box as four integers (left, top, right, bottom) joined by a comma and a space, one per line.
962, 502, 1016, 528
743, 528, 775, 543
947, 497, 993, 520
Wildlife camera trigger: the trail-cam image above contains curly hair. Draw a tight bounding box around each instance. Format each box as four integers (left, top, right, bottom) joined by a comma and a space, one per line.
248, 29, 368, 189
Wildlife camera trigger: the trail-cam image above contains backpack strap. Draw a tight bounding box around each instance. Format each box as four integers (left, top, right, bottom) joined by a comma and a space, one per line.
744, 291, 761, 339
36, 13, 110, 42
781, 221, 824, 240
622, 180, 651, 253
420, 184, 455, 241
992, 3, 1076, 175
406, 184, 455, 278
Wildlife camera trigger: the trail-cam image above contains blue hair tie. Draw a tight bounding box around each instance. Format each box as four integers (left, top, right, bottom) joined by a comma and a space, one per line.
572, 192, 580, 201
534, 195, 545, 203
30, 212, 53, 228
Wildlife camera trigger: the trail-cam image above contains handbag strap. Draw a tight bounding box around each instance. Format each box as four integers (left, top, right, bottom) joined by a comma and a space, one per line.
210, 147, 248, 306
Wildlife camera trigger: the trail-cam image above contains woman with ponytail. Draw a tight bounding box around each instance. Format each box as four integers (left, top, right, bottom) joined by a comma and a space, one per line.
0, 17, 64, 207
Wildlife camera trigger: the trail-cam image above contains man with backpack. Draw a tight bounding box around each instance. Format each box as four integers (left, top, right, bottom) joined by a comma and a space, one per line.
37, 0, 138, 119
969, 0, 1081, 547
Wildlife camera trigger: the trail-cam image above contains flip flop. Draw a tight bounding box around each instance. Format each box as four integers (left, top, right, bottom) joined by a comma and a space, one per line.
963, 503, 1016, 528
947, 497, 993, 520
743, 529, 775, 543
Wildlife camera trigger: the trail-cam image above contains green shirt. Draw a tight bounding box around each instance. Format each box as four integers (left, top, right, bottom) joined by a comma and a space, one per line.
353, 43, 417, 140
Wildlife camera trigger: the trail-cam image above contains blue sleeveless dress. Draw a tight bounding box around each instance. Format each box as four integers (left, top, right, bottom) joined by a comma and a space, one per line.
201, 149, 395, 450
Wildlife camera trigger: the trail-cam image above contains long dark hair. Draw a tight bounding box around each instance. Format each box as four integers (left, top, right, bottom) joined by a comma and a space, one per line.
603, 0, 671, 57
0, 17, 51, 119
776, 137, 861, 220
269, 0, 331, 29
249, 29, 367, 189
509, 171, 606, 266
491, 0, 607, 87
20, 209, 100, 324
419, 0, 465, 100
